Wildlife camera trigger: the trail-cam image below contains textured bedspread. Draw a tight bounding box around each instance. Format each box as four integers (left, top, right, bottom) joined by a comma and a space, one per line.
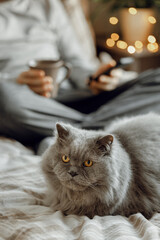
0, 137, 160, 240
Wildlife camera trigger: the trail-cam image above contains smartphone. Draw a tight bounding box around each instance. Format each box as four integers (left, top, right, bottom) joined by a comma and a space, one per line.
89, 57, 134, 83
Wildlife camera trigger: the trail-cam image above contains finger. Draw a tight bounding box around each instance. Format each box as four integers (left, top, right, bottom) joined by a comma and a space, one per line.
93, 60, 116, 78
23, 69, 45, 78
110, 68, 123, 78
44, 76, 53, 84
24, 69, 45, 77
28, 76, 53, 86
94, 83, 116, 91
17, 70, 45, 84
29, 83, 53, 94
18, 77, 44, 85
98, 75, 113, 84
90, 78, 119, 91
98, 75, 120, 85
42, 92, 51, 98
18, 76, 53, 86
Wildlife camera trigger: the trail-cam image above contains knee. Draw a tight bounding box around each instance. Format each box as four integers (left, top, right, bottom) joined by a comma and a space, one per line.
0, 82, 11, 115
0, 82, 25, 122
0, 81, 7, 98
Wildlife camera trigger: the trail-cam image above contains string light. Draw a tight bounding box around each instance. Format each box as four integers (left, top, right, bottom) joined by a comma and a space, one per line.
135, 41, 143, 49
135, 40, 143, 53
147, 43, 159, 52
107, 8, 159, 54
148, 16, 157, 24
111, 33, 119, 41
127, 46, 136, 54
109, 17, 118, 25
148, 35, 156, 43
106, 38, 115, 47
117, 40, 127, 49
128, 7, 137, 15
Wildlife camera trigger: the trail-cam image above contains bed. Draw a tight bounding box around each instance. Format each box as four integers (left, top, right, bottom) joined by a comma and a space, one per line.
0, 137, 160, 240
0, 1, 160, 239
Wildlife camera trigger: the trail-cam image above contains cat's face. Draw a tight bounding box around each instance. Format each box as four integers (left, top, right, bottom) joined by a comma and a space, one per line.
44, 123, 114, 192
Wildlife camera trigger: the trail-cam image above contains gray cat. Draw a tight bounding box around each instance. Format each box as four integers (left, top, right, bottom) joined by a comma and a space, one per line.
42, 113, 160, 219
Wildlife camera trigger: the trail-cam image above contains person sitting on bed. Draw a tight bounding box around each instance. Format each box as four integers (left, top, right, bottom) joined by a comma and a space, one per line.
0, 0, 160, 154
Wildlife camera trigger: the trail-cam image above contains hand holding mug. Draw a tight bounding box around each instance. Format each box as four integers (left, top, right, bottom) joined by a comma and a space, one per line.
16, 69, 53, 97
17, 59, 71, 97
29, 59, 70, 97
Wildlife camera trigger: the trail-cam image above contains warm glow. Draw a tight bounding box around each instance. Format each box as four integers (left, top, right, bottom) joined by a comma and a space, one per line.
117, 40, 127, 49
127, 46, 136, 54
136, 48, 143, 54
109, 17, 118, 25
106, 38, 115, 47
111, 33, 119, 41
135, 41, 143, 49
148, 35, 156, 43
128, 7, 137, 15
148, 16, 157, 24
147, 43, 159, 52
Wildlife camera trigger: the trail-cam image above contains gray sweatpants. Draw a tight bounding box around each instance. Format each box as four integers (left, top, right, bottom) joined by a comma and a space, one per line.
0, 68, 160, 145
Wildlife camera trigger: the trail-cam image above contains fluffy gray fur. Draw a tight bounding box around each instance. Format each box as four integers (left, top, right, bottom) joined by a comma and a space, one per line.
42, 113, 160, 219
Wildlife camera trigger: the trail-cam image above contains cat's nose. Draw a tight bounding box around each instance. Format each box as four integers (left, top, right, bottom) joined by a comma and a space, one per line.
68, 171, 78, 177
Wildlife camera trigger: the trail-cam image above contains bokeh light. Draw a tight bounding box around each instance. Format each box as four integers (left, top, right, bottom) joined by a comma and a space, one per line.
109, 17, 118, 25
108, 11, 159, 54
128, 7, 137, 15
147, 43, 159, 52
135, 41, 143, 49
127, 46, 136, 54
111, 33, 119, 41
148, 16, 156, 24
148, 35, 156, 43
116, 40, 127, 49
106, 38, 115, 47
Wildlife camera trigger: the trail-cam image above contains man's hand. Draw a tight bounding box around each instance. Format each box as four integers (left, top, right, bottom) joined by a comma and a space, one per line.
89, 61, 120, 95
16, 69, 53, 97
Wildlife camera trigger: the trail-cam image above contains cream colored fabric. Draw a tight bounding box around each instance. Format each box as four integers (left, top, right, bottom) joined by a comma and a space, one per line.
0, 137, 160, 239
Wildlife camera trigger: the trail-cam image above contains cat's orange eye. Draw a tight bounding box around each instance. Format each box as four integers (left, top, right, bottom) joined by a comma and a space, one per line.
83, 160, 93, 167
62, 155, 70, 163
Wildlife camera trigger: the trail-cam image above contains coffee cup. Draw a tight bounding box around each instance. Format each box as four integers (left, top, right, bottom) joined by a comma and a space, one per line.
28, 59, 71, 97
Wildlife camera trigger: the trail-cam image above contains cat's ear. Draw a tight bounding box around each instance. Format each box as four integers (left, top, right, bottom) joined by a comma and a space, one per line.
56, 123, 69, 139
96, 135, 113, 153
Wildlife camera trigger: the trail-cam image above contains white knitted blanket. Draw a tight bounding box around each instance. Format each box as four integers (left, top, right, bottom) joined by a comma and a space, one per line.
0, 137, 159, 240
